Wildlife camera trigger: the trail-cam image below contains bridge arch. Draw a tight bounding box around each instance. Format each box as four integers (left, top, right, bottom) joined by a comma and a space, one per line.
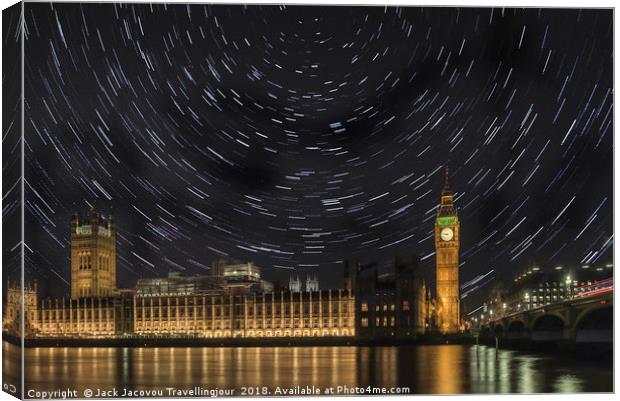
493, 324, 504, 336
505, 320, 526, 339
531, 314, 565, 341
507, 320, 525, 332
574, 305, 612, 343
531, 312, 565, 329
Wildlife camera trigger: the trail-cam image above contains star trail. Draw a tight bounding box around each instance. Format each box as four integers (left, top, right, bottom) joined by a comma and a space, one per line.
5, 4, 613, 310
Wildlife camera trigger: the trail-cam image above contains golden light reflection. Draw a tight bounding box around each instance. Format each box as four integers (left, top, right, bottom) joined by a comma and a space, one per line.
14, 343, 607, 395
292, 347, 299, 384
273, 347, 280, 384
426, 345, 464, 394
254, 347, 262, 386
234, 347, 243, 385
311, 347, 318, 384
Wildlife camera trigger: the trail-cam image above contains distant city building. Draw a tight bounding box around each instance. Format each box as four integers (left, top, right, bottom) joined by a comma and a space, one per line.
71, 208, 117, 298
136, 272, 224, 297
479, 262, 614, 321
210, 259, 272, 295
222, 262, 261, 282
210, 259, 227, 277
517, 263, 613, 309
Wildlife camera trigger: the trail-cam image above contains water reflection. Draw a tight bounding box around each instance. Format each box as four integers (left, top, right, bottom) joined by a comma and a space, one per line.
3, 343, 611, 396
2, 341, 22, 398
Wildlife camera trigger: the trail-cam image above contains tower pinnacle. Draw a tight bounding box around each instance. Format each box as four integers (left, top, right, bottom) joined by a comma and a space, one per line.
442, 165, 451, 196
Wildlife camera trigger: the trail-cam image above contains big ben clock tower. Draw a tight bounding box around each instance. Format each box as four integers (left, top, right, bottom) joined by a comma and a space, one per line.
435, 166, 460, 333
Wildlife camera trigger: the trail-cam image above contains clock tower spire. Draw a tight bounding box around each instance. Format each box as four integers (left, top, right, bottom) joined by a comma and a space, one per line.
442, 165, 451, 194
435, 166, 460, 333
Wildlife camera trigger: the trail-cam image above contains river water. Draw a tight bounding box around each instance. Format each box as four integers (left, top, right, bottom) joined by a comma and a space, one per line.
2, 342, 612, 397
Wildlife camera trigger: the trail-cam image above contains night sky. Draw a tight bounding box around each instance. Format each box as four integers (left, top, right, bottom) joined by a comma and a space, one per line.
10, 4, 613, 311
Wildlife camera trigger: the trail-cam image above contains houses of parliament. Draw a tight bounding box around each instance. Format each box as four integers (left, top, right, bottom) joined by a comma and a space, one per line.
3, 169, 461, 340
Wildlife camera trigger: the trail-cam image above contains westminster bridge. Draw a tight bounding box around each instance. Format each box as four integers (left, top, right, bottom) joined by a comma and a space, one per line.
475, 290, 613, 350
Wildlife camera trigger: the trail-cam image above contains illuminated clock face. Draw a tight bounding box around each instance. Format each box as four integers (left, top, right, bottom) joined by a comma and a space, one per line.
440, 227, 454, 241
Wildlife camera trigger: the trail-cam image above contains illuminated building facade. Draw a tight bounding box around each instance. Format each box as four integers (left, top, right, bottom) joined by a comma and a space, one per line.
22, 288, 354, 339
435, 167, 461, 333
37, 296, 125, 338
136, 272, 224, 297
479, 262, 614, 320
2, 283, 38, 337
221, 262, 261, 282
3, 208, 437, 341
210, 260, 273, 294
71, 208, 117, 298
133, 289, 354, 338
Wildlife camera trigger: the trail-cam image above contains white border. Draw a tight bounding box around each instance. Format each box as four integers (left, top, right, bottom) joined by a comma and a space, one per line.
0, 2, 616, 401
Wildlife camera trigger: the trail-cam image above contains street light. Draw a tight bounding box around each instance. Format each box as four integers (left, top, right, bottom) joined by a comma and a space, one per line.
565, 275, 573, 299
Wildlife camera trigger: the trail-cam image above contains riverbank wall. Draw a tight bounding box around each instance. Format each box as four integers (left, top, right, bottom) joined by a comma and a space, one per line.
4, 332, 474, 348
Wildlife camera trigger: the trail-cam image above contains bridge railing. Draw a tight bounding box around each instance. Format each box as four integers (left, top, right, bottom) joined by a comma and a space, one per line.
473, 285, 613, 327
